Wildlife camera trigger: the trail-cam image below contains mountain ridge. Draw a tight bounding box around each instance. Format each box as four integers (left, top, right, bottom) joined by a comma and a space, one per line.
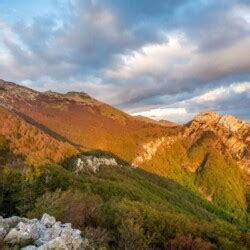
0, 79, 249, 177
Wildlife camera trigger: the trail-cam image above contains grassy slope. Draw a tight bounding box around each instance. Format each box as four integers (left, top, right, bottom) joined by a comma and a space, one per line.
195, 148, 247, 223
142, 141, 196, 190
143, 141, 248, 224
0, 163, 248, 249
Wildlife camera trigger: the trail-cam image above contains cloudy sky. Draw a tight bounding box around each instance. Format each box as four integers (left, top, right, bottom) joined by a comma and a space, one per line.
0, 0, 250, 123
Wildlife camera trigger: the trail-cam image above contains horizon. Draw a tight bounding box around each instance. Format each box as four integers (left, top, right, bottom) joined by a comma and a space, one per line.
0, 0, 250, 123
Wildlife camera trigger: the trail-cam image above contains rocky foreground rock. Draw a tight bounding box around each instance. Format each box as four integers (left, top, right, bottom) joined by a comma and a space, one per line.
0, 214, 89, 249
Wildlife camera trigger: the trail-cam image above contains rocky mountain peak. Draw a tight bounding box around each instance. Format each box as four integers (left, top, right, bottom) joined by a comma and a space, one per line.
193, 111, 249, 135
193, 111, 220, 125
218, 115, 248, 134
185, 111, 250, 179
0, 80, 39, 108
63, 91, 95, 104
43, 90, 63, 99
65, 91, 91, 98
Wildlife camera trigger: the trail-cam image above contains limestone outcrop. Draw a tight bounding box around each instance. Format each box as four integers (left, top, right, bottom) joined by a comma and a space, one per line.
1, 213, 89, 249
75, 155, 119, 174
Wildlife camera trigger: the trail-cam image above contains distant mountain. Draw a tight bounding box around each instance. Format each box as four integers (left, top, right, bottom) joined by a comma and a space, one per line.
135, 115, 178, 127
158, 119, 179, 127
0, 79, 249, 227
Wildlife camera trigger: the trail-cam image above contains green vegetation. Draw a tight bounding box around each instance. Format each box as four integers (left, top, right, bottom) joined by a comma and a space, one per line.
195, 148, 247, 223
143, 141, 248, 224
0, 135, 9, 156
0, 162, 249, 249
144, 141, 197, 190
0, 135, 10, 165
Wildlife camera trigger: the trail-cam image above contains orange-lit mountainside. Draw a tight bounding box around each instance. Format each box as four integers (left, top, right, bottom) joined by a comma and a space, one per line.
0, 79, 249, 249
0, 80, 180, 162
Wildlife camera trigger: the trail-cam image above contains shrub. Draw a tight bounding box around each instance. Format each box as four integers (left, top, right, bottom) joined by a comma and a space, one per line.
166, 235, 216, 250
30, 189, 103, 230
0, 135, 10, 157
0, 168, 23, 216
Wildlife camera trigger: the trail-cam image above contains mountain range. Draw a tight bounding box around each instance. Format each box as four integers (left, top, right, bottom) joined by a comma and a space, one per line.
0, 79, 249, 249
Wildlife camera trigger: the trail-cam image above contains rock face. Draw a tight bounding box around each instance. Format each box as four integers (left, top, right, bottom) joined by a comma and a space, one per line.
75, 155, 119, 174
132, 135, 180, 167
192, 112, 249, 137
133, 137, 166, 166
184, 111, 250, 181
1, 213, 88, 249
0, 80, 39, 110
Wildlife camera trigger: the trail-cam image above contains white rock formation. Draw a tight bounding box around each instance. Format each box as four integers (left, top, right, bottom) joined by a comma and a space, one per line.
132, 136, 178, 167
1, 213, 89, 249
75, 155, 118, 174
4, 221, 40, 246
40, 214, 56, 228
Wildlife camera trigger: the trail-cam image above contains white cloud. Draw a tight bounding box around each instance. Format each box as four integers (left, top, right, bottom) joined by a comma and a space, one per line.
192, 82, 250, 104
106, 33, 193, 80
231, 5, 250, 24
132, 107, 187, 120
105, 32, 250, 105
192, 87, 228, 103
231, 82, 250, 93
